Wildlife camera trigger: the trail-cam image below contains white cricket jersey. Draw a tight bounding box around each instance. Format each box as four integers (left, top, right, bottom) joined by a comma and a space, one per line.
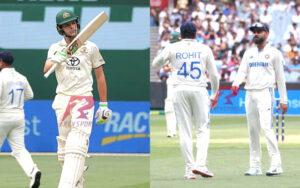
233, 44, 288, 104
0, 68, 33, 113
152, 39, 219, 98
47, 39, 104, 96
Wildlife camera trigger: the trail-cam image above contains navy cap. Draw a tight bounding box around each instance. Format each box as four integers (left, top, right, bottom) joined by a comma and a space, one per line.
0, 51, 14, 65
249, 22, 269, 33
180, 22, 197, 38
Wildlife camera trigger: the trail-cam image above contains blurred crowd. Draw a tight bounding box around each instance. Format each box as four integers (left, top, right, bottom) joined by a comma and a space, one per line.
151, 0, 300, 82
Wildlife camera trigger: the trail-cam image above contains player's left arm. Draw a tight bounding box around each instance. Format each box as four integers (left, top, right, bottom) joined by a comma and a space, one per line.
206, 47, 220, 109
206, 47, 220, 100
23, 78, 34, 101
94, 66, 112, 124
274, 50, 288, 114
94, 66, 107, 102
92, 45, 112, 124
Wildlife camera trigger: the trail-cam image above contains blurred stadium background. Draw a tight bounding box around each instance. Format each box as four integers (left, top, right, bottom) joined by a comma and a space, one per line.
0, 0, 150, 187
150, 0, 300, 114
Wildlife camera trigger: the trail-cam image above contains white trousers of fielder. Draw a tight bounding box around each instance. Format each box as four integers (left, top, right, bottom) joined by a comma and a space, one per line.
245, 88, 281, 169
172, 86, 210, 172
0, 113, 37, 179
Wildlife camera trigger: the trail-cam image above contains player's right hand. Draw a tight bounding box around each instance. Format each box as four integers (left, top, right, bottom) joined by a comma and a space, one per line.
211, 91, 219, 110
278, 103, 288, 114
231, 86, 239, 96
51, 51, 67, 64
95, 102, 112, 124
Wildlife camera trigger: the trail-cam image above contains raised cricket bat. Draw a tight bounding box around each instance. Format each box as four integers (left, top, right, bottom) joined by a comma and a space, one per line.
44, 11, 108, 78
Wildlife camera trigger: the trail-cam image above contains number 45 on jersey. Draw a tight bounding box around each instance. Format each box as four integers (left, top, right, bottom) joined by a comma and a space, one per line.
177, 61, 201, 79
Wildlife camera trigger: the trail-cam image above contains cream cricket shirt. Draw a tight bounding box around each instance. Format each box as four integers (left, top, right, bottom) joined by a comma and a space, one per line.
152, 39, 219, 99
47, 39, 104, 96
233, 44, 288, 104
0, 68, 33, 113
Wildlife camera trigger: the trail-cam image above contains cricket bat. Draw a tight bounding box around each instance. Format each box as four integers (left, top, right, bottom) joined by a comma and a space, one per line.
44, 11, 108, 78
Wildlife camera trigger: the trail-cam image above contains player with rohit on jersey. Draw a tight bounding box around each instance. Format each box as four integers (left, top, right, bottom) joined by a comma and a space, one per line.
153, 21, 219, 180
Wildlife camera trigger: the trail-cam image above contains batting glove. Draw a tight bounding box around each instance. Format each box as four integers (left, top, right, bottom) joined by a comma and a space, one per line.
231, 86, 239, 96
51, 50, 67, 64
95, 102, 112, 124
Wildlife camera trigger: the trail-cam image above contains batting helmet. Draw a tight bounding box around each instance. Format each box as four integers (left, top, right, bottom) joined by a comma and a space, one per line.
249, 22, 269, 33
56, 9, 80, 36
0, 51, 14, 65
169, 32, 181, 43
180, 22, 197, 39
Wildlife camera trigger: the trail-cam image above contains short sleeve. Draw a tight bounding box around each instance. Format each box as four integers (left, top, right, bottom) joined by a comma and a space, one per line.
91, 44, 105, 69
47, 44, 56, 59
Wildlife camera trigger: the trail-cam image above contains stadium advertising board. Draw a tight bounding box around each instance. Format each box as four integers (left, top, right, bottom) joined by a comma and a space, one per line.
1, 101, 150, 153
210, 88, 300, 115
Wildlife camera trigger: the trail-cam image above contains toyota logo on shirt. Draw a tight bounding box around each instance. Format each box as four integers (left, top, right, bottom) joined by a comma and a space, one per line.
67, 57, 80, 66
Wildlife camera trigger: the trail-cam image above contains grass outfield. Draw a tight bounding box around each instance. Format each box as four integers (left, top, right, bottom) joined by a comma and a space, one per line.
150, 115, 300, 188
0, 154, 149, 188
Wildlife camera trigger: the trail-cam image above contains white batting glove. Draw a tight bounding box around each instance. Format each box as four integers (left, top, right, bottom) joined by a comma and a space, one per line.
95, 102, 112, 124
51, 50, 67, 64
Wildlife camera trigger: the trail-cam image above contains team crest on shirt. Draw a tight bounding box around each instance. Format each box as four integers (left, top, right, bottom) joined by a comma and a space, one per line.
249, 56, 253, 59
265, 54, 270, 59
80, 47, 88, 53
66, 56, 81, 70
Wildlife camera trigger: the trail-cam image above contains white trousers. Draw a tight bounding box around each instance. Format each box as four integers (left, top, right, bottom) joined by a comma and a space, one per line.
52, 94, 95, 137
172, 86, 210, 170
245, 88, 281, 169
0, 113, 35, 178
52, 94, 95, 188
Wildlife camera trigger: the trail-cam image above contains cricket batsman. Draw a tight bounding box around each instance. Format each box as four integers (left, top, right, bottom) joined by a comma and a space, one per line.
164, 32, 181, 138
43, 9, 111, 187
231, 22, 288, 176
0, 51, 41, 188
152, 22, 219, 179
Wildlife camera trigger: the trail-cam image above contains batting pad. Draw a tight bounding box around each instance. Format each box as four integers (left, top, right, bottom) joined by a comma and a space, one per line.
11, 148, 35, 178
165, 111, 177, 135
58, 129, 90, 188
57, 136, 67, 167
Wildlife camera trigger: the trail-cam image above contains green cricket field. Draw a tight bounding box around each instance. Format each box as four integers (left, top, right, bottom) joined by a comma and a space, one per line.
151, 115, 300, 188
0, 154, 149, 188
1, 115, 299, 188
